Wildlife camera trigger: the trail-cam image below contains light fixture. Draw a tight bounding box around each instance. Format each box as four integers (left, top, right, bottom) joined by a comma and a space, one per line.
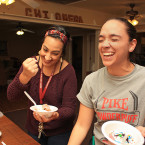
0, 0, 15, 5
16, 30, 24, 35
128, 15, 139, 26
128, 19, 138, 26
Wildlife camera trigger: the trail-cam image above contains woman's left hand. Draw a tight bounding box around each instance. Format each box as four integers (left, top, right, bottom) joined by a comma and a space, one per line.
136, 126, 145, 137
33, 111, 59, 123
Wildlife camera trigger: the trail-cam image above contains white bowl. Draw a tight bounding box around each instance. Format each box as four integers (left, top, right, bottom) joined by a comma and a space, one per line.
101, 120, 144, 145
30, 105, 58, 118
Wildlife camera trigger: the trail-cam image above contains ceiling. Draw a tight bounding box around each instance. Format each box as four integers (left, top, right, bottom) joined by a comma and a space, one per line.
66, 0, 145, 15
1, 0, 145, 37
43, 0, 86, 4
43, 0, 145, 24
43, 0, 145, 15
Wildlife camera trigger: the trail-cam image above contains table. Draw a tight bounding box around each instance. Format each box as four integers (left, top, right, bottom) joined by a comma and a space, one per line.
0, 115, 40, 145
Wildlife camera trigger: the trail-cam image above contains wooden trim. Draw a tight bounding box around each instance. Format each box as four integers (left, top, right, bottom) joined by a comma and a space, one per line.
0, 13, 101, 30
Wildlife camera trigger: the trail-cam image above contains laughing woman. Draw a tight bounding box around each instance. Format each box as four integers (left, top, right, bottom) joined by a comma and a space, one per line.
68, 18, 145, 145
7, 25, 77, 145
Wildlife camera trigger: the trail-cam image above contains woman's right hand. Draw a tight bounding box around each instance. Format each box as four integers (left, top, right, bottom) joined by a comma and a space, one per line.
19, 58, 39, 84
33, 111, 59, 123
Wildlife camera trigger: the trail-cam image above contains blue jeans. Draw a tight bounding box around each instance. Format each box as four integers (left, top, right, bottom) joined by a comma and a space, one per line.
28, 131, 71, 145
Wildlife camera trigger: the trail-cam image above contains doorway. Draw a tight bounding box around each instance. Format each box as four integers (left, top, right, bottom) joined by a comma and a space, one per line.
72, 36, 83, 92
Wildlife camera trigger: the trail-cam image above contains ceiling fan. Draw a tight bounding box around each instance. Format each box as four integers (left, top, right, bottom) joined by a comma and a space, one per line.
126, 4, 140, 20
126, 3, 143, 24
125, 3, 143, 26
16, 22, 35, 35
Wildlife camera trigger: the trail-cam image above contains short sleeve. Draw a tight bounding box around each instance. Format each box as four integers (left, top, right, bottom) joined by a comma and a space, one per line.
77, 75, 94, 108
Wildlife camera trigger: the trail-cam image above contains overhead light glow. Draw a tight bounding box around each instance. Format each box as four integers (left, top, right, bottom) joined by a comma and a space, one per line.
16, 30, 24, 35
128, 19, 138, 26
0, 0, 15, 5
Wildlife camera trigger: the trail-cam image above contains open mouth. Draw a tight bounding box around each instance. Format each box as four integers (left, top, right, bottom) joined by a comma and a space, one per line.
103, 52, 114, 57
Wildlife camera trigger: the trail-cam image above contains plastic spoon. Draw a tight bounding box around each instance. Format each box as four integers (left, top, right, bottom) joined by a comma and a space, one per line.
24, 91, 37, 106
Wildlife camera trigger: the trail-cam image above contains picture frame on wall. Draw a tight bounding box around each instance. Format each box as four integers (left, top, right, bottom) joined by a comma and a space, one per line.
0, 40, 7, 56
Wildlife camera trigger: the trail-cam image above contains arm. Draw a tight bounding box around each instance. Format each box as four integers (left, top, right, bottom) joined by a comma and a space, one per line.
7, 65, 28, 101
7, 57, 38, 101
68, 103, 94, 145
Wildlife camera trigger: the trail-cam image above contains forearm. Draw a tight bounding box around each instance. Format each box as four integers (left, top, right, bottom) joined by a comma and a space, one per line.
68, 103, 94, 145
19, 72, 31, 85
7, 67, 29, 101
68, 122, 89, 145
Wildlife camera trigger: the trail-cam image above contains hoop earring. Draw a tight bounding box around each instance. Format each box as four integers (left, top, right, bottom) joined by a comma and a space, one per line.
59, 57, 63, 72
60, 57, 63, 63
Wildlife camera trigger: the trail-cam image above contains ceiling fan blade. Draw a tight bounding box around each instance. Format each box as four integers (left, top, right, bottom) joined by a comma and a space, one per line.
135, 14, 143, 19
21, 0, 40, 8
124, 3, 144, 22
22, 28, 35, 33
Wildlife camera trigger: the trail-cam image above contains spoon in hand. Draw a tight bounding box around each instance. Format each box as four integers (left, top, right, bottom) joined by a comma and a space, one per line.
24, 91, 37, 106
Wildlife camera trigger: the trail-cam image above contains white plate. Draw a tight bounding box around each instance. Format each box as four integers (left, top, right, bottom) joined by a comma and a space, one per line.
30, 105, 58, 118
101, 120, 144, 145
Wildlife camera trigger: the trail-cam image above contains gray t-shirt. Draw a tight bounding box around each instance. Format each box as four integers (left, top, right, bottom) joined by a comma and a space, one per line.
77, 64, 145, 145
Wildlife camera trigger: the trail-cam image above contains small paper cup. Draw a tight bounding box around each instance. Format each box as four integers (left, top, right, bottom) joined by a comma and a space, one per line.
101, 120, 144, 145
30, 105, 58, 118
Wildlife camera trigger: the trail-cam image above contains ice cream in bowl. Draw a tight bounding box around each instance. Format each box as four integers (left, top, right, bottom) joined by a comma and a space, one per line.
101, 120, 144, 145
30, 104, 58, 118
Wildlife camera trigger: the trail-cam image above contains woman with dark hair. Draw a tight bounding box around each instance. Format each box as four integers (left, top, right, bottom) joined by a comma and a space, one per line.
7, 25, 77, 145
68, 18, 145, 145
